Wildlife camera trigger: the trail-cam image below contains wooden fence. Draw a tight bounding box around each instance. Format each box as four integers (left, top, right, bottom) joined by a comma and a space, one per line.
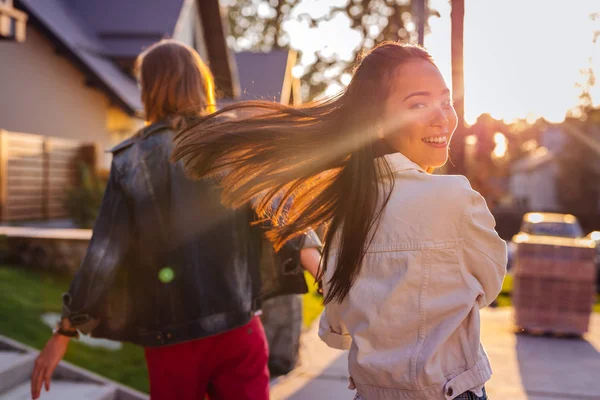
0, 129, 95, 221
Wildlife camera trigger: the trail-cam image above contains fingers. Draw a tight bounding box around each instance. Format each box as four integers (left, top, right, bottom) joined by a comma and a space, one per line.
31, 363, 44, 399
44, 371, 51, 392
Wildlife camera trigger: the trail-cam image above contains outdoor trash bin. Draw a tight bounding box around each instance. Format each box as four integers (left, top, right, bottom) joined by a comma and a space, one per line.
260, 294, 302, 375
512, 234, 597, 335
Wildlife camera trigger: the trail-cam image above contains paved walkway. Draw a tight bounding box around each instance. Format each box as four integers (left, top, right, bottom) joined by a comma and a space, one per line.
270, 308, 600, 400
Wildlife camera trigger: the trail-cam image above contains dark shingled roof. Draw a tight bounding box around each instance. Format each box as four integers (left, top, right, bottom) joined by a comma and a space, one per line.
63, 0, 185, 58
235, 51, 290, 102
17, 0, 249, 113
18, 0, 142, 115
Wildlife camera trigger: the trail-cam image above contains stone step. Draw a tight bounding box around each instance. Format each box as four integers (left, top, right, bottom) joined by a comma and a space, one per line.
0, 381, 116, 400
0, 351, 30, 371
0, 335, 147, 400
0, 351, 37, 394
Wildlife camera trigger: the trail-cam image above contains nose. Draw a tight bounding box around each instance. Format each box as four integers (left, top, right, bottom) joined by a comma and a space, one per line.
430, 106, 449, 129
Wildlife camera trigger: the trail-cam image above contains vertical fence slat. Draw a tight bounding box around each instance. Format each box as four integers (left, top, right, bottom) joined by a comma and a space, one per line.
43, 138, 50, 219
0, 130, 8, 221
0, 131, 94, 222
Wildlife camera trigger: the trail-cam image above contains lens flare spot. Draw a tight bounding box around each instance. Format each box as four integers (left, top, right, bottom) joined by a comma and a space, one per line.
158, 267, 175, 283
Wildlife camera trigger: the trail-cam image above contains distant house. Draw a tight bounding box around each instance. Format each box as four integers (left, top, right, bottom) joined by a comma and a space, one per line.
233, 50, 301, 106
510, 146, 560, 211
0, 0, 236, 168
509, 124, 600, 212
0, 0, 236, 221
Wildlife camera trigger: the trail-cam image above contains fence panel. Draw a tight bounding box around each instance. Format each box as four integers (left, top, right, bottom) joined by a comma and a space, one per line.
0, 130, 94, 221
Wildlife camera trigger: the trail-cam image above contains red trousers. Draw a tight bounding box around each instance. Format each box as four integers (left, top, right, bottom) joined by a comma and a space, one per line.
144, 317, 270, 400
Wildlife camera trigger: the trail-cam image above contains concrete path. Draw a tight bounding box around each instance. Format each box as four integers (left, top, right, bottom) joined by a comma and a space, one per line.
271, 308, 600, 399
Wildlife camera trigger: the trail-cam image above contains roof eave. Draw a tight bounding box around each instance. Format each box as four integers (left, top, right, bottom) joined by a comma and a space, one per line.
16, 1, 142, 117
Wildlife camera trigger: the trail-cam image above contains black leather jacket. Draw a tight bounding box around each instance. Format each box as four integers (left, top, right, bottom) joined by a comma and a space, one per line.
62, 122, 316, 347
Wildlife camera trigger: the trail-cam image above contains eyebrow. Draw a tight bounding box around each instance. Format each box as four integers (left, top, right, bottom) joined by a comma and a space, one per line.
403, 89, 450, 101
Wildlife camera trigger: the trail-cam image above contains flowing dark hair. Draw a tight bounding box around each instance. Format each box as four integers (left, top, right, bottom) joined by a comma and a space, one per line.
171, 42, 434, 304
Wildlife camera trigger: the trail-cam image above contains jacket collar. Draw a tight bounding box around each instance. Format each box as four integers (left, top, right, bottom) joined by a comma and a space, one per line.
107, 121, 172, 154
141, 120, 171, 138
380, 152, 426, 174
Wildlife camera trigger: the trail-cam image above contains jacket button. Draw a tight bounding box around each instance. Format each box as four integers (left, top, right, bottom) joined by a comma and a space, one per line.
446, 387, 453, 397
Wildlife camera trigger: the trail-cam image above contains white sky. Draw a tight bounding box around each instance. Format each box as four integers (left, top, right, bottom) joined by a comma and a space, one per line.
284, 0, 600, 124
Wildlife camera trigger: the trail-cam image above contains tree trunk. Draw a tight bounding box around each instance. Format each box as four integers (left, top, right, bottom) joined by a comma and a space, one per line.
413, 0, 427, 46
449, 0, 466, 174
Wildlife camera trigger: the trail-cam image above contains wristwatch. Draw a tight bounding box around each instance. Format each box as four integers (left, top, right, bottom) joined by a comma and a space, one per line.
52, 318, 80, 339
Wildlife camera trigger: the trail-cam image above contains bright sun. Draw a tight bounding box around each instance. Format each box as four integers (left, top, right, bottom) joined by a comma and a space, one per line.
286, 0, 600, 124
425, 0, 599, 124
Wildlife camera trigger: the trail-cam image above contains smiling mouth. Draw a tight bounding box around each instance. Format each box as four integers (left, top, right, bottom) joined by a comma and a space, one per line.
422, 136, 448, 145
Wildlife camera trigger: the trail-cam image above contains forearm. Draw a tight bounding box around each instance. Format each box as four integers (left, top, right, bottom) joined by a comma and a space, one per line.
300, 247, 321, 278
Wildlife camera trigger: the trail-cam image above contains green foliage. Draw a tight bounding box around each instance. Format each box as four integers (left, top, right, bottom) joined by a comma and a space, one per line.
302, 271, 323, 328
0, 266, 148, 393
501, 273, 513, 294
555, 124, 600, 216
224, 0, 437, 99
63, 163, 106, 229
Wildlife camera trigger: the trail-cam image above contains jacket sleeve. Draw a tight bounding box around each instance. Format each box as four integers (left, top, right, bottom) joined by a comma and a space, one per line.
255, 195, 323, 274
62, 161, 132, 327
460, 184, 507, 308
318, 301, 352, 350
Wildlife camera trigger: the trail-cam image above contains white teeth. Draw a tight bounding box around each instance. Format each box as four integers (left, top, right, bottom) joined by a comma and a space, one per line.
423, 136, 447, 144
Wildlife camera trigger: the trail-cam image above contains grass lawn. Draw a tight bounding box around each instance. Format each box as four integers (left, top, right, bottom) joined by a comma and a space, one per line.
0, 265, 149, 393
302, 272, 324, 329
0, 266, 325, 393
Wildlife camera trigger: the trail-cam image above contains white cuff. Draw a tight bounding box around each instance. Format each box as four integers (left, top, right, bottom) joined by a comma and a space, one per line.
318, 322, 352, 349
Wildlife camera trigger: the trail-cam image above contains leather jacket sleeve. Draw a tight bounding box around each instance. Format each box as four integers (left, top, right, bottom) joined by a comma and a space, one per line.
258, 196, 323, 274
62, 160, 132, 328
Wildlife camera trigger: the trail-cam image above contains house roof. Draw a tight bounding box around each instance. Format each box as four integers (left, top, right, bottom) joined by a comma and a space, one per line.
62, 0, 185, 58
15, 0, 237, 115
511, 146, 556, 173
235, 51, 292, 102
17, 0, 143, 115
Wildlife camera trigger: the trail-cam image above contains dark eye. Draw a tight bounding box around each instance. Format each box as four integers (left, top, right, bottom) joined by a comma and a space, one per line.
410, 103, 427, 110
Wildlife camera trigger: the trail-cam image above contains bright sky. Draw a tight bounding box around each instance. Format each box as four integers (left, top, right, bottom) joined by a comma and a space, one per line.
284, 0, 600, 124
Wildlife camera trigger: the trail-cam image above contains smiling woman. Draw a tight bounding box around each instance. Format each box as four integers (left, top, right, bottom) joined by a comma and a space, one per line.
380, 60, 457, 170
173, 41, 507, 400
172, 42, 440, 303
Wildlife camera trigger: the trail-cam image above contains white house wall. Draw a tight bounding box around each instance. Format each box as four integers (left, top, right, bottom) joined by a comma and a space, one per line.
510, 162, 560, 212
529, 162, 559, 211
0, 25, 114, 168
172, 0, 209, 63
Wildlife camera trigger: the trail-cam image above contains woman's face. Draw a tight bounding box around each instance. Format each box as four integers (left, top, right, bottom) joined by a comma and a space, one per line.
380, 59, 457, 170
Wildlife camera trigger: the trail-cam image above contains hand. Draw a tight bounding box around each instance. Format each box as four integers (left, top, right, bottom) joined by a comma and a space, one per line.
31, 334, 70, 399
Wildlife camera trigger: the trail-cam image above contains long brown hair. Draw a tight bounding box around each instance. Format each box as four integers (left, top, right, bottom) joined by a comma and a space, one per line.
136, 39, 216, 128
171, 42, 434, 304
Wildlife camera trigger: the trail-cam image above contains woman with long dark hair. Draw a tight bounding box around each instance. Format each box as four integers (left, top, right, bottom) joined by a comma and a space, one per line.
30, 40, 321, 400
172, 42, 506, 400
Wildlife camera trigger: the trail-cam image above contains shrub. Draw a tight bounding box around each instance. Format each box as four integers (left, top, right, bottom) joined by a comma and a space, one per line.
63, 163, 106, 229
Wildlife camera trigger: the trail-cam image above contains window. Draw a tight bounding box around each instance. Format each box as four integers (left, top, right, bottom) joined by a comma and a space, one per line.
0, 0, 27, 42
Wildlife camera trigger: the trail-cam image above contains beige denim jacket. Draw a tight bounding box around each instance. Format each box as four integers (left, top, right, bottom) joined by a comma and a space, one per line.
319, 152, 507, 400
